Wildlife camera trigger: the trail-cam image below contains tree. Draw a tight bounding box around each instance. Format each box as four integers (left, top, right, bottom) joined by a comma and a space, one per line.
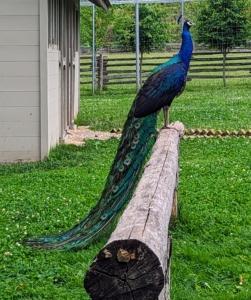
80, 6, 115, 49
194, 0, 251, 86
113, 4, 172, 84
80, 7, 92, 47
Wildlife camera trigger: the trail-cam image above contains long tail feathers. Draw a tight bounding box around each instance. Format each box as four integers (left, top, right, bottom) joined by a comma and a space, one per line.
23, 102, 158, 251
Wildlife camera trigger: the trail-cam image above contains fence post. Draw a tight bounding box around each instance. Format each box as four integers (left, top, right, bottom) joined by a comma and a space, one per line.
98, 53, 104, 91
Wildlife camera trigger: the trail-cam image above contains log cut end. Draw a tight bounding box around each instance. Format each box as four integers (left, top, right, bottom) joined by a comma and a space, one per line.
84, 239, 164, 300
166, 121, 185, 138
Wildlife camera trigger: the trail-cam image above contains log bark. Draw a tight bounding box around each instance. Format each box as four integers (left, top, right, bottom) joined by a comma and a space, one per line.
84, 121, 184, 300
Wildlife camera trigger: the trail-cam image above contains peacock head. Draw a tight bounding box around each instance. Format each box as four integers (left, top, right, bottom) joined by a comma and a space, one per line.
177, 15, 195, 30
184, 20, 195, 30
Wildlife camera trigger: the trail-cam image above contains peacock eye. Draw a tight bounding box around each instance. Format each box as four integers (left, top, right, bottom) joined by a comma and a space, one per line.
135, 122, 140, 129
112, 185, 119, 193
118, 165, 125, 172
124, 158, 131, 166
93, 223, 101, 230
126, 153, 132, 159
101, 214, 107, 220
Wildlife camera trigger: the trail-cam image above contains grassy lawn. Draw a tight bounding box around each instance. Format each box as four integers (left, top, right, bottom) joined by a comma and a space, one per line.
1, 77, 251, 299
172, 137, 251, 300
0, 141, 119, 300
78, 78, 251, 131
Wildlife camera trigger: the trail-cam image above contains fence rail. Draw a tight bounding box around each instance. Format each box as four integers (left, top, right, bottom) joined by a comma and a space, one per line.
80, 51, 251, 89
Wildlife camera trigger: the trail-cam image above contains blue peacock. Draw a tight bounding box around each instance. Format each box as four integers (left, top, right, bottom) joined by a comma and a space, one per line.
24, 19, 194, 251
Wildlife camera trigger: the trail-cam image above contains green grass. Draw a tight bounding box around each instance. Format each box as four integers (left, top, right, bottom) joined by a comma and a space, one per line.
76, 85, 133, 131
0, 141, 119, 299
1, 77, 251, 299
171, 137, 251, 299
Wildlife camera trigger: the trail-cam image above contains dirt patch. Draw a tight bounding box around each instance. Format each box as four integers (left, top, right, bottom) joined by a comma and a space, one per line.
64, 126, 122, 146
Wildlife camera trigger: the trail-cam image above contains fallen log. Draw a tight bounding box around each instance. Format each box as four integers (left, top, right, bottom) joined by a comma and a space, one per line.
84, 121, 184, 300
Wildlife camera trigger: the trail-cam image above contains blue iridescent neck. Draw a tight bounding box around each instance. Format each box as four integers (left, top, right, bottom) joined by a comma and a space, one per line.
178, 26, 193, 70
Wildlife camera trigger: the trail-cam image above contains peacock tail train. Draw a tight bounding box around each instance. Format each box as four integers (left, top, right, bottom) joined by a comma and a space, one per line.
24, 101, 158, 251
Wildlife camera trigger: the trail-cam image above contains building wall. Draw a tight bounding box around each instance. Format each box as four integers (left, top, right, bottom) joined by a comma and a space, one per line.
0, 0, 80, 164
0, 0, 40, 163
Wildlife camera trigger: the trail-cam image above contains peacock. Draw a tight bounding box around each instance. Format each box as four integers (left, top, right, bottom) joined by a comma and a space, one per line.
24, 19, 194, 251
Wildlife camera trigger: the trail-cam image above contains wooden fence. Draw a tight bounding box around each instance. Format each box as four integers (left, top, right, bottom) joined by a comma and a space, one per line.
80, 51, 251, 89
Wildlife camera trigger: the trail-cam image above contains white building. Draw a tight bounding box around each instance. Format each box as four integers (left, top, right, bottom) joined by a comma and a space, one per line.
0, 0, 81, 163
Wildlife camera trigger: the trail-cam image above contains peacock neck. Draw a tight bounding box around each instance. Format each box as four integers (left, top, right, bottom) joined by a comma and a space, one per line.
178, 29, 193, 70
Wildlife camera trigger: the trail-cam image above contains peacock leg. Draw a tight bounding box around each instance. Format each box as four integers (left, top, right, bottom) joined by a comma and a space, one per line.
163, 106, 169, 128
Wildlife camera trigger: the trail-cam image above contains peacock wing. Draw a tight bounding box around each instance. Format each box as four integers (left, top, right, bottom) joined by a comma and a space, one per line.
134, 60, 187, 118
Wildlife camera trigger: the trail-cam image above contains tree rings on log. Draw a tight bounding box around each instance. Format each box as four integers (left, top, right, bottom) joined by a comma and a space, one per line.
84, 239, 164, 300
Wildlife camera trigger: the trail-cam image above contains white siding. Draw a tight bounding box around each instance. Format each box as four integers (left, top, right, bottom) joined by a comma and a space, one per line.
0, 0, 81, 164
0, 0, 40, 163
0, 31, 39, 45
0, 91, 40, 107
0, 46, 39, 61
0, 62, 39, 77
48, 49, 60, 148
0, 1, 39, 15
0, 16, 39, 30
0, 107, 39, 122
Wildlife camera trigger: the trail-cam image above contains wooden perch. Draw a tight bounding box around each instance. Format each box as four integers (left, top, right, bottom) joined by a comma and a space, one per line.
84, 121, 184, 300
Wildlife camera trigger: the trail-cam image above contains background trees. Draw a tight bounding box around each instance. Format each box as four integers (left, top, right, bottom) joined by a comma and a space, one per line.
113, 4, 172, 53
80, 1, 251, 86
80, 3, 183, 51
194, 0, 251, 86
80, 6, 115, 48
113, 4, 173, 83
